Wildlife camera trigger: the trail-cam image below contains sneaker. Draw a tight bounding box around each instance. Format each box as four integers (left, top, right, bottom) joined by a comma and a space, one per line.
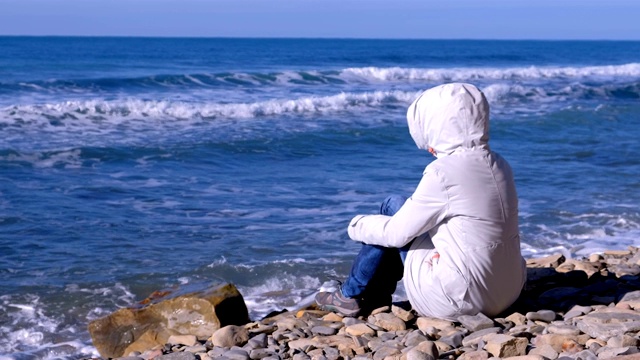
315, 288, 361, 317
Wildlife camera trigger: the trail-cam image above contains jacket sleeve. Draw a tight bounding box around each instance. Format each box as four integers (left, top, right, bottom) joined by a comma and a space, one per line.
347, 168, 449, 248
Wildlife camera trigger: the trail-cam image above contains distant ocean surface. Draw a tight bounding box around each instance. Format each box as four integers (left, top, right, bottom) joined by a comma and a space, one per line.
1, 37, 639, 359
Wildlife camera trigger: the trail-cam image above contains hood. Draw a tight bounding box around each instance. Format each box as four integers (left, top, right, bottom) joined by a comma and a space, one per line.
407, 83, 490, 157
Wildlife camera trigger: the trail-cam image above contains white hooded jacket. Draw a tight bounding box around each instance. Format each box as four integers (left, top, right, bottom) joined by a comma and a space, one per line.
347, 83, 526, 320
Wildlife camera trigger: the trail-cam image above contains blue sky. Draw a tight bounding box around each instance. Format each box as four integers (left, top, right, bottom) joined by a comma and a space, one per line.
1, 0, 639, 40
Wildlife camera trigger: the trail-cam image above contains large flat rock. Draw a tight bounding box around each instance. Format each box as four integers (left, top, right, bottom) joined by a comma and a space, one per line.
88, 282, 250, 358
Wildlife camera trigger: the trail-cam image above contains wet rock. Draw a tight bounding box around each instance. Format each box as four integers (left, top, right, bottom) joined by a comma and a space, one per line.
88, 282, 249, 358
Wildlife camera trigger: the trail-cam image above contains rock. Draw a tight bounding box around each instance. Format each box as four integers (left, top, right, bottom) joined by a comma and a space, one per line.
533, 334, 579, 353
210, 325, 249, 348
529, 344, 559, 359
405, 348, 435, 360
276, 317, 307, 331
223, 348, 250, 360
323, 313, 344, 322
564, 305, 592, 320
311, 326, 338, 336
167, 335, 198, 347
483, 334, 528, 358
155, 353, 197, 360
345, 323, 375, 337
604, 250, 632, 257
373, 346, 401, 360
391, 305, 415, 322
88, 282, 249, 358
547, 323, 581, 336
607, 334, 640, 347
618, 290, 640, 310
576, 308, 640, 340
415, 317, 454, 332
526, 310, 556, 323
527, 253, 565, 268
245, 333, 267, 349
505, 312, 527, 326
403, 331, 429, 347
370, 313, 406, 332
458, 350, 490, 360
461, 328, 501, 348
412, 340, 439, 360
596, 346, 640, 359
457, 313, 494, 332
439, 330, 466, 348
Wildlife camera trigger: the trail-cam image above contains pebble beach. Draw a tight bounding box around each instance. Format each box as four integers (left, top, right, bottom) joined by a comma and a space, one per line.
105, 247, 640, 360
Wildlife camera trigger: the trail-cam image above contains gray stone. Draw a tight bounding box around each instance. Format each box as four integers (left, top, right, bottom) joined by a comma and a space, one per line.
156, 353, 197, 360
245, 333, 267, 350
211, 325, 250, 348
183, 345, 207, 354
458, 350, 490, 360
526, 310, 556, 323
596, 346, 639, 359
293, 353, 311, 360
461, 327, 501, 347
324, 347, 340, 360
440, 330, 466, 348
310, 326, 337, 336
563, 305, 592, 320
576, 309, 640, 340
406, 349, 435, 360
458, 313, 494, 332
412, 340, 439, 360
571, 350, 598, 360
404, 331, 429, 347
373, 346, 401, 360
618, 290, 640, 309
548, 324, 581, 336
529, 344, 559, 360
249, 348, 278, 360
607, 334, 640, 347
223, 348, 250, 360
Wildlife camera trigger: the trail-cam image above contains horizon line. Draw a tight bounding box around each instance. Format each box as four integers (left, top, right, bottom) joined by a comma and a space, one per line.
1, 35, 639, 42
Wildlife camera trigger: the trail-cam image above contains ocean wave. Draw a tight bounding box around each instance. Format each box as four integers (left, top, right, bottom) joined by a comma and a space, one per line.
0, 90, 419, 127
2, 63, 639, 95
340, 63, 640, 82
2, 80, 639, 130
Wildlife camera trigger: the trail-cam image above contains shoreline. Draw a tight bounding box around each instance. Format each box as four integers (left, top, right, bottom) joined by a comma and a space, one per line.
99, 247, 640, 360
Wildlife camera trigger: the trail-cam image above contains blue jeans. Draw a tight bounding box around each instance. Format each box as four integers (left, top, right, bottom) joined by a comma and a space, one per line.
341, 195, 410, 302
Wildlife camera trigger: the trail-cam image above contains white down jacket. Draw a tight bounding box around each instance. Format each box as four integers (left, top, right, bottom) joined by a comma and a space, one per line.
348, 83, 526, 320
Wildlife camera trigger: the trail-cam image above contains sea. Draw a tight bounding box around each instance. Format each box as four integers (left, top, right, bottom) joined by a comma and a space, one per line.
1, 37, 639, 359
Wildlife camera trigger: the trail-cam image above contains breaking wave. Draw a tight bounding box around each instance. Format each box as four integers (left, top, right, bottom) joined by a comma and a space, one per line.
2, 63, 639, 95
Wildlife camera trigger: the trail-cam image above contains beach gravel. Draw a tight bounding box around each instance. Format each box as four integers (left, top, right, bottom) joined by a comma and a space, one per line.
108, 247, 640, 360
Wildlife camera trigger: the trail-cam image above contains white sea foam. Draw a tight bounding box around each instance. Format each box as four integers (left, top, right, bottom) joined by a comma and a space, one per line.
240, 274, 322, 320
340, 63, 640, 82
